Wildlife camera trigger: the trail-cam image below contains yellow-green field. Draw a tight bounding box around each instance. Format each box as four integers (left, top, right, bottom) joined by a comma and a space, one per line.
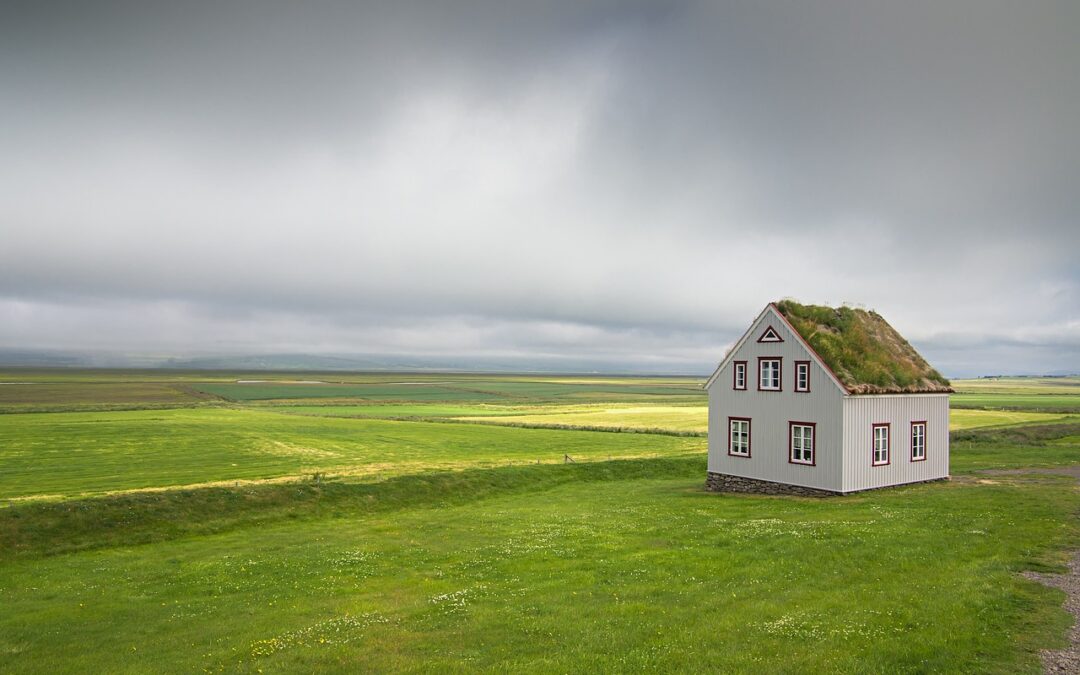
949, 408, 1077, 430
1, 369, 1079, 672
952, 376, 1080, 395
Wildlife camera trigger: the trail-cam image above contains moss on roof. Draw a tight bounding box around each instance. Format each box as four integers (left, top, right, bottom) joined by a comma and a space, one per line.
774, 300, 952, 395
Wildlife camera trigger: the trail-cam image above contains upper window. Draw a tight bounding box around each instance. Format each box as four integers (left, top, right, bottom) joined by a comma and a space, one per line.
758, 358, 781, 391
873, 424, 890, 466
789, 422, 815, 465
911, 421, 927, 461
733, 361, 747, 390
729, 417, 751, 457
795, 361, 810, 392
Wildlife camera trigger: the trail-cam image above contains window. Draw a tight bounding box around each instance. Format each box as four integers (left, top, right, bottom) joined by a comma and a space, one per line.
911, 421, 927, 461
789, 422, 815, 465
728, 417, 751, 457
733, 361, 747, 390
872, 424, 890, 466
795, 361, 810, 392
758, 358, 781, 391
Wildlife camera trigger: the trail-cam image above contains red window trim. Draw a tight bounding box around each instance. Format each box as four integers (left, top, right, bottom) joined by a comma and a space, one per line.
733, 361, 747, 391
788, 421, 817, 466
728, 416, 752, 458
872, 423, 891, 467
794, 360, 811, 393
910, 420, 928, 462
756, 325, 785, 343
757, 357, 783, 392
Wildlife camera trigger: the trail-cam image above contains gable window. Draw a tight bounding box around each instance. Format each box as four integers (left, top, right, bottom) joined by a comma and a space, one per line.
758, 358, 781, 391
795, 361, 810, 392
872, 424, 890, 466
911, 421, 927, 461
789, 422, 815, 465
757, 325, 784, 343
728, 417, 751, 457
733, 361, 747, 390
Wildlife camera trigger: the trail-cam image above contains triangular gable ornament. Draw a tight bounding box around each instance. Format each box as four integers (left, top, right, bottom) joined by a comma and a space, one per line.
757, 325, 784, 343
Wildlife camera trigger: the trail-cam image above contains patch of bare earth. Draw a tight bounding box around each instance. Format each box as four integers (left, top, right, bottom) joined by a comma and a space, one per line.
992, 466, 1080, 673
1024, 552, 1080, 673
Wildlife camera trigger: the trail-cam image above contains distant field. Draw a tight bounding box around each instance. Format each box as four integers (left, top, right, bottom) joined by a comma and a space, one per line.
0, 402, 1063, 502
2, 369, 1080, 672
0, 382, 208, 409
951, 377, 1080, 413
286, 403, 1072, 435
194, 382, 507, 402
459, 405, 708, 433
0, 408, 702, 501
951, 393, 1080, 412
952, 377, 1080, 395
194, 378, 706, 403
278, 403, 710, 433
277, 404, 526, 418
949, 409, 1077, 430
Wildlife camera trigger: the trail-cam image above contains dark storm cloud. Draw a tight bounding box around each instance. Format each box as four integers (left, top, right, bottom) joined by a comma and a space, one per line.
1, 1, 1077, 375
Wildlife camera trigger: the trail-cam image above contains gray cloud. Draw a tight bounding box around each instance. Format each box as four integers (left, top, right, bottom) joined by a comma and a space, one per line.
1, 1, 1077, 376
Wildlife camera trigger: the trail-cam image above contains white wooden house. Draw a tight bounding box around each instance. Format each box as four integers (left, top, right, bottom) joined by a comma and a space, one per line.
704, 301, 952, 495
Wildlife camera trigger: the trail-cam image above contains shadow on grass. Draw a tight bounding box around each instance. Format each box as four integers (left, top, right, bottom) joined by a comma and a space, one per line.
0, 454, 705, 561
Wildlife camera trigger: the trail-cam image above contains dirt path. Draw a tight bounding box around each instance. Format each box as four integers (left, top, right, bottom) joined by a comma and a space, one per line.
990, 466, 1080, 673
1024, 553, 1080, 673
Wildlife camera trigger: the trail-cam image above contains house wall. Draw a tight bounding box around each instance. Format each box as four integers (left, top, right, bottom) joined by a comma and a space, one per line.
707, 307, 845, 492
841, 394, 950, 492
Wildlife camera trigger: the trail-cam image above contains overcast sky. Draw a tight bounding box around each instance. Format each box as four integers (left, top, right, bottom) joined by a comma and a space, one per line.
1, 1, 1077, 376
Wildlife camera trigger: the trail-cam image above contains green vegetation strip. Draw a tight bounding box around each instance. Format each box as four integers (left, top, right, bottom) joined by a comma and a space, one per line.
951, 393, 1080, 413
0, 455, 702, 561
0, 408, 703, 500
0, 458, 1075, 672
951, 421, 1080, 472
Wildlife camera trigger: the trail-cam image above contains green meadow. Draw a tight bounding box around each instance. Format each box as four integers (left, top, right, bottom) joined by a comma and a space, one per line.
1, 370, 1079, 672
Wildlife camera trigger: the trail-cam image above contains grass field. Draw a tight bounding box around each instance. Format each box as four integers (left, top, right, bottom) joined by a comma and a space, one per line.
952, 377, 1080, 395
0, 381, 212, 409
193, 378, 706, 403
952, 377, 1080, 413
0, 408, 700, 501
280, 403, 1075, 434
1, 369, 1078, 672
2, 462, 1075, 673
949, 408, 1076, 430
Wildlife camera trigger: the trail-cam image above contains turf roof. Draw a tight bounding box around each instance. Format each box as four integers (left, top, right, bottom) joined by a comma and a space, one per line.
774, 300, 953, 395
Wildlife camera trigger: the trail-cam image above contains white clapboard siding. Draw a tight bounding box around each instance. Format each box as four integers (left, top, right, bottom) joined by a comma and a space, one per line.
707, 305, 846, 493
841, 394, 950, 492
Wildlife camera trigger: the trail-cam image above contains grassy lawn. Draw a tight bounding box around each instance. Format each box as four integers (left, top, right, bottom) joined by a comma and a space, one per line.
2, 369, 1079, 672
0, 457, 1076, 673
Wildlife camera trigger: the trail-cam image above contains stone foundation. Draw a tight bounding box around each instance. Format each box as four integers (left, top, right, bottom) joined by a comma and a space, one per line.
705, 472, 949, 496
705, 471, 839, 497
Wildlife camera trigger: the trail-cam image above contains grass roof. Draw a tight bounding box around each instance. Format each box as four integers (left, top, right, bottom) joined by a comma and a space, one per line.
774, 300, 952, 395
